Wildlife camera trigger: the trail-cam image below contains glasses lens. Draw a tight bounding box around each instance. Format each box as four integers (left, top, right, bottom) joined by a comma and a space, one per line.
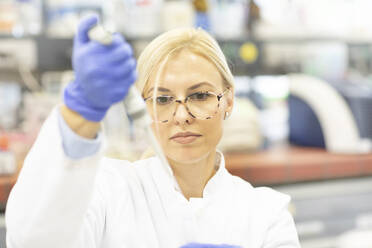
146, 92, 220, 122
187, 92, 218, 119
146, 96, 176, 123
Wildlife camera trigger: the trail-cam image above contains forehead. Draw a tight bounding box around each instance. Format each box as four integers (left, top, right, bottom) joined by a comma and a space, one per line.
146, 49, 224, 93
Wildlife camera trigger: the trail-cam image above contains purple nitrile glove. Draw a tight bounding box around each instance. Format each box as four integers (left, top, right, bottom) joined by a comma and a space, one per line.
64, 15, 137, 122
180, 243, 242, 248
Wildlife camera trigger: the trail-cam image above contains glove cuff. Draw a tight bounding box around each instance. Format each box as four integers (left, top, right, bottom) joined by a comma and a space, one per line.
64, 82, 108, 122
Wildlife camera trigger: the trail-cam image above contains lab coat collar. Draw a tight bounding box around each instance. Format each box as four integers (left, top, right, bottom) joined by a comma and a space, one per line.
202, 150, 228, 198
150, 149, 230, 201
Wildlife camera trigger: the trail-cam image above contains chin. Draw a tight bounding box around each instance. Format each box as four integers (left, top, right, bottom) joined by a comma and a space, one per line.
166, 145, 211, 164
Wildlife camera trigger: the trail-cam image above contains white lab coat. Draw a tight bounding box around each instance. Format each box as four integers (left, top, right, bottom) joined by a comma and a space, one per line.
5, 108, 300, 248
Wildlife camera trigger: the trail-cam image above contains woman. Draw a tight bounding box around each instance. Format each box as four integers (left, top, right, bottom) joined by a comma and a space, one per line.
5, 16, 300, 248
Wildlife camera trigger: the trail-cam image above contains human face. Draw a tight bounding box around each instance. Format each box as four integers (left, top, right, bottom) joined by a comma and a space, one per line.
145, 49, 233, 164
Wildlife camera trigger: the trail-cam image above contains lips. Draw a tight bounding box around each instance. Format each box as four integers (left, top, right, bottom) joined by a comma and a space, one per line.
170, 132, 202, 144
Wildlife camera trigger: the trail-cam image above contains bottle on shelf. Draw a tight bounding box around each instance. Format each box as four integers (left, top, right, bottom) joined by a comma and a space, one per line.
0, 134, 16, 175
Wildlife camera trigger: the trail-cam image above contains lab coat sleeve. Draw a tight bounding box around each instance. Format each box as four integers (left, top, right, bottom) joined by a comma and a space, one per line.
260, 188, 301, 248
57, 106, 102, 159
5, 106, 106, 248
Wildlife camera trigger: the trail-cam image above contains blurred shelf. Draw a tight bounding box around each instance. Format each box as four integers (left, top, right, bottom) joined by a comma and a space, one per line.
1, 33, 371, 75
253, 37, 372, 45
2, 33, 372, 44
225, 146, 372, 186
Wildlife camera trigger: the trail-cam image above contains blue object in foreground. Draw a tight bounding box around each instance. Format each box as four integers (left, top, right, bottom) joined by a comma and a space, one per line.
64, 15, 137, 122
180, 243, 241, 248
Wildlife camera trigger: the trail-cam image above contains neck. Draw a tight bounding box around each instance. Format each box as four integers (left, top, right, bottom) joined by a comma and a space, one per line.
168, 151, 218, 200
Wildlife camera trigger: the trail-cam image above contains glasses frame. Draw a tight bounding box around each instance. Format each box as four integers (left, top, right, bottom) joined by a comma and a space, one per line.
143, 87, 231, 123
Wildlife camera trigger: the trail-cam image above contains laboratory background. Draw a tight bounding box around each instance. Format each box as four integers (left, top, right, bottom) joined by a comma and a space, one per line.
1, 0, 372, 247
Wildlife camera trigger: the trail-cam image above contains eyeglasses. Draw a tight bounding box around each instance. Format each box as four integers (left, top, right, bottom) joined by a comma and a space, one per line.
144, 88, 230, 123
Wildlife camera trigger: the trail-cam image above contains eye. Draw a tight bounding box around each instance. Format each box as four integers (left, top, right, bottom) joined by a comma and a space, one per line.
189, 91, 213, 101
156, 96, 173, 105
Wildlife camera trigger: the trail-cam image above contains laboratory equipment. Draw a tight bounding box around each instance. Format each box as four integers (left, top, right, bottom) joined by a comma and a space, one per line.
209, 0, 249, 39
288, 74, 372, 154
331, 80, 372, 141
88, 24, 171, 174
120, 0, 163, 38
0, 83, 22, 130
162, 0, 194, 31
193, 0, 210, 31
0, 135, 16, 175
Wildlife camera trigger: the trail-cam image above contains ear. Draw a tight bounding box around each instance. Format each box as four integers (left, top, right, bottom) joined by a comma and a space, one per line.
224, 88, 234, 115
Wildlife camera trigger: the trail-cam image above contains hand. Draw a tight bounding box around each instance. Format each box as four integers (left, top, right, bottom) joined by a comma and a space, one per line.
64, 15, 137, 122
180, 243, 241, 248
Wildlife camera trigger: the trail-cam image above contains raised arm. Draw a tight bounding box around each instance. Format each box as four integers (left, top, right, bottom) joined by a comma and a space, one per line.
5, 15, 137, 248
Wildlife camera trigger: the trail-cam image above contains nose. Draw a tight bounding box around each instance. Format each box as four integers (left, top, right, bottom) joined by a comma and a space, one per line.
173, 101, 194, 125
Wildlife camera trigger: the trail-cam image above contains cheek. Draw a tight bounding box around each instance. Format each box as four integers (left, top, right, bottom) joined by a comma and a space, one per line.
200, 115, 224, 146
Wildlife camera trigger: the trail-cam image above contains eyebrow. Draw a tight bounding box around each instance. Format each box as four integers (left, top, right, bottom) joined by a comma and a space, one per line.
146, 87, 171, 95
146, 82, 216, 95
188, 82, 216, 90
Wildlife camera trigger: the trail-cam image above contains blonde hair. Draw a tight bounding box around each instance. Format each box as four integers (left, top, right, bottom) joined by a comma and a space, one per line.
135, 27, 235, 159
135, 27, 234, 94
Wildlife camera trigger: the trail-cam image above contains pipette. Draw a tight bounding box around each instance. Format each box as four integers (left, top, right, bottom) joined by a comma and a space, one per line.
88, 25, 172, 174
